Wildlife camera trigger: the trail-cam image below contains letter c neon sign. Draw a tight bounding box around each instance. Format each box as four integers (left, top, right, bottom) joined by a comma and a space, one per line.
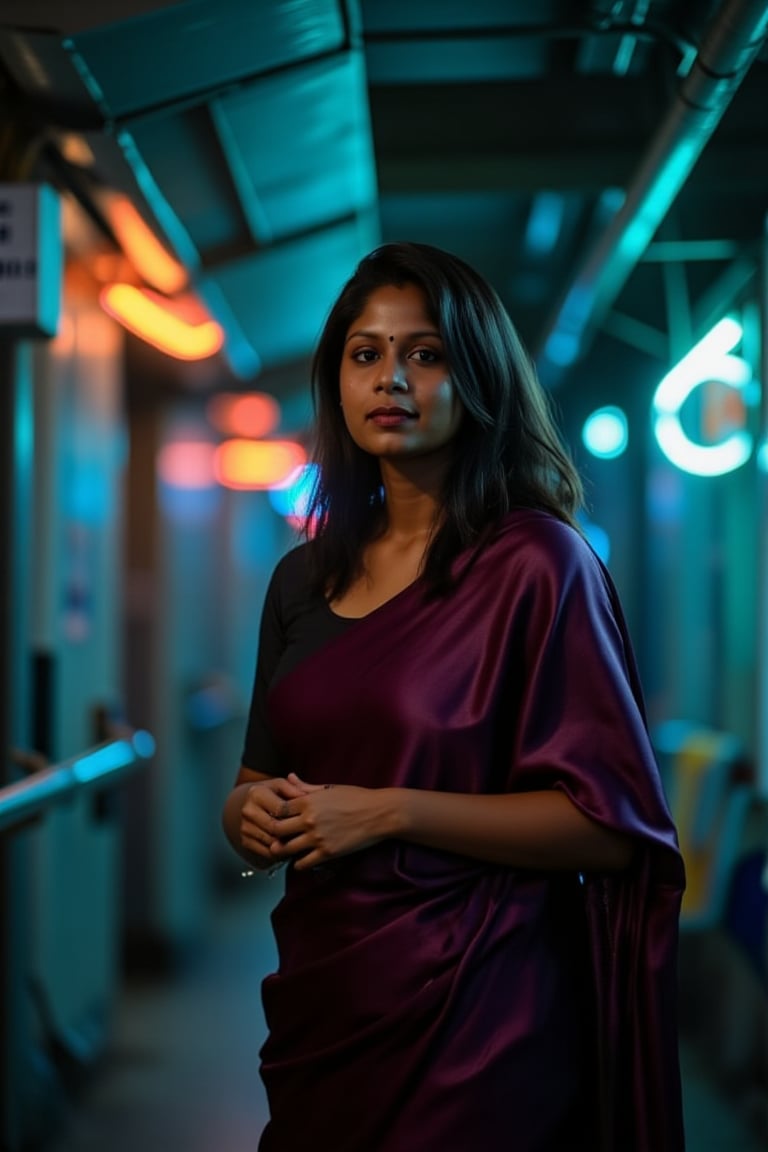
652, 318, 754, 477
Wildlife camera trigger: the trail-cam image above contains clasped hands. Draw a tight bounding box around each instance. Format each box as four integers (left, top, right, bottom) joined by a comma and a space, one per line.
240, 772, 388, 872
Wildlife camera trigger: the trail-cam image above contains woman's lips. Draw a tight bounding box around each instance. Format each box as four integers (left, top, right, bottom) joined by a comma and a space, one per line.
367, 407, 416, 426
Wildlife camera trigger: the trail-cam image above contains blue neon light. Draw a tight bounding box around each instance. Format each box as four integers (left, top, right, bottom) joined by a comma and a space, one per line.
71, 730, 155, 785
268, 464, 319, 519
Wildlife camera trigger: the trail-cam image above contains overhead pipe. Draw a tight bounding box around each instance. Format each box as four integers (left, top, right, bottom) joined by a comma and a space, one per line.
542, 0, 768, 370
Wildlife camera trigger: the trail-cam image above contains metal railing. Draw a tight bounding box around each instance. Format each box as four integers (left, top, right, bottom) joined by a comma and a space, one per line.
0, 729, 155, 835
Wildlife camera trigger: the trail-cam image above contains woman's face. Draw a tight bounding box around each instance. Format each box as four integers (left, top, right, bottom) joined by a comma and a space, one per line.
339, 282, 463, 463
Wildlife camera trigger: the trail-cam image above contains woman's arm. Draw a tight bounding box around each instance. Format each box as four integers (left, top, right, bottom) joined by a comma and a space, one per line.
394, 786, 632, 869
264, 778, 633, 873
225, 548, 303, 869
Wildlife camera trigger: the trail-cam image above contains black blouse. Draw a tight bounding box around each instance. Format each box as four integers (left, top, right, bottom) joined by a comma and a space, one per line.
240, 544, 352, 774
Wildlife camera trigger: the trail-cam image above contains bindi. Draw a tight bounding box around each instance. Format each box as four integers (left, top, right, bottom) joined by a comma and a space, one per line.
388, 335, 394, 342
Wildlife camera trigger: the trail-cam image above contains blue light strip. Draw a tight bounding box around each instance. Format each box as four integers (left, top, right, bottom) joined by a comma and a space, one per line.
0, 731, 155, 835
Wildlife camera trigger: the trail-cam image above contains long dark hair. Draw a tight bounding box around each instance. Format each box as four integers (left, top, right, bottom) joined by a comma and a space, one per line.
307, 241, 583, 597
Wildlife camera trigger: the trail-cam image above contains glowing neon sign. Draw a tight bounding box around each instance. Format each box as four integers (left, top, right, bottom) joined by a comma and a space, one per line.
652, 318, 754, 476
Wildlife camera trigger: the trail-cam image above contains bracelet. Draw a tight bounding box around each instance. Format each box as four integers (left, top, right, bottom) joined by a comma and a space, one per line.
241, 861, 286, 880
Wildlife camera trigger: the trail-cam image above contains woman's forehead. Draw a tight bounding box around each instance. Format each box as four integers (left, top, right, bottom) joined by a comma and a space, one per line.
348, 282, 436, 331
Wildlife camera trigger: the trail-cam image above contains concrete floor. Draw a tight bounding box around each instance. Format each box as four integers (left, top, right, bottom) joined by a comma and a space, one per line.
44, 883, 764, 1152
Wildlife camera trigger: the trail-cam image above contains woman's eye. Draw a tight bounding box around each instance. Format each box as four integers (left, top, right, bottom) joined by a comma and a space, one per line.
351, 348, 378, 363
410, 347, 440, 363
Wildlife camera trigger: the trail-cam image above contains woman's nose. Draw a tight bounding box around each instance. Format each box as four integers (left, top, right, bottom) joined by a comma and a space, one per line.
375, 356, 408, 393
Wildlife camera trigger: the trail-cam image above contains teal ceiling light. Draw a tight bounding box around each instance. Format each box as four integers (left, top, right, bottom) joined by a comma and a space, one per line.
652, 317, 754, 477
582, 406, 628, 459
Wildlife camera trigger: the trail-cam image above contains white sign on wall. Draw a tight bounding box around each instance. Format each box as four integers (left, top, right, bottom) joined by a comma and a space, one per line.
0, 183, 62, 337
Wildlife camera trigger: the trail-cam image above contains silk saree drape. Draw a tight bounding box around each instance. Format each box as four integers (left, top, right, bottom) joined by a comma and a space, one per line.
255, 511, 685, 1151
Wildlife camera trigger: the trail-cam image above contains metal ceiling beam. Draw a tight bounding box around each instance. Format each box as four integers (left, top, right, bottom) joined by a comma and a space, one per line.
541, 0, 768, 370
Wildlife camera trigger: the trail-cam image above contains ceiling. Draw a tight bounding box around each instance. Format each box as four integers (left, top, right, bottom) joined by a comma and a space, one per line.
1, 0, 767, 420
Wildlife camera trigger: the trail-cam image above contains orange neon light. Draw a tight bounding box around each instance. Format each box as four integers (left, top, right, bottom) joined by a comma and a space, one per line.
206, 392, 281, 439
214, 439, 308, 490
105, 194, 188, 294
59, 133, 95, 168
100, 283, 224, 361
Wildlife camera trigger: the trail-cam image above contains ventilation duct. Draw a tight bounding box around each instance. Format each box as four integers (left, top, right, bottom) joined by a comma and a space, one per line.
543, 0, 768, 370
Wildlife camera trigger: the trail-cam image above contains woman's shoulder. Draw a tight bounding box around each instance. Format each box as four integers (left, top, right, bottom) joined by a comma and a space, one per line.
259, 541, 317, 633
487, 509, 604, 584
272, 539, 313, 579
492, 508, 586, 553
269, 540, 315, 600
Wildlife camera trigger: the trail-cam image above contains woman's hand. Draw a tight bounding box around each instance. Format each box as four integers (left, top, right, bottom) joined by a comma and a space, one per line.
238, 774, 633, 875
267, 774, 399, 871
238, 776, 307, 867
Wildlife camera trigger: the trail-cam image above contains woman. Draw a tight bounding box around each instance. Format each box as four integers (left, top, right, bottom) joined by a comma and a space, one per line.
222, 242, 685, 1151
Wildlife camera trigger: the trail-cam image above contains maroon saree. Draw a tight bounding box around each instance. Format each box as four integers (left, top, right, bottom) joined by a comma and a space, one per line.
256, 511, 685, 1151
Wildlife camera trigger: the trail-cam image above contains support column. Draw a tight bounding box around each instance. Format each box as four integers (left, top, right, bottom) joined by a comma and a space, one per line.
757, 214, 768, 794
0, 340, 34, 1150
